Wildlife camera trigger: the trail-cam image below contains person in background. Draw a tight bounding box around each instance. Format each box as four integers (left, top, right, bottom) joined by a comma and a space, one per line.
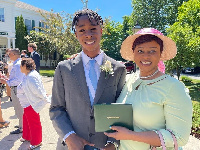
104, 28, 192, 150
17, 58, 47, 150
21, 50, 29, 58
0, 49, 11, 128
28, 43, 40, 73
49, 9, 126, 150
4, 48, 13, 101
0, 48, 25, 134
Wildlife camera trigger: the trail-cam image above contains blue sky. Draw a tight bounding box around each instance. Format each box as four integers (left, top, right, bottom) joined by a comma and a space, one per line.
19, 0, 133, 23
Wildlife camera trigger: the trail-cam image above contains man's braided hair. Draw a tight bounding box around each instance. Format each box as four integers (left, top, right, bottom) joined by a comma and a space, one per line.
72, 9, 103, 32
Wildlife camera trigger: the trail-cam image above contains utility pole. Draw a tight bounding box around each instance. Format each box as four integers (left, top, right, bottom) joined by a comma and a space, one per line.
81, 0, 88, 9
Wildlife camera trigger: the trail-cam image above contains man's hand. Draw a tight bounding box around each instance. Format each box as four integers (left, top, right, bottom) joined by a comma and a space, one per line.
65, 133, 94, 150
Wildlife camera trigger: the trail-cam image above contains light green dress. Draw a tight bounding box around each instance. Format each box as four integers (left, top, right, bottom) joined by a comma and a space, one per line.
117, 74, 192, 150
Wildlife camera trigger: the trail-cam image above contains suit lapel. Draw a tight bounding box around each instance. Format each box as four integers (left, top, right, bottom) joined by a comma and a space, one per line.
93, 54, 110, 105
71, 54, 91, 105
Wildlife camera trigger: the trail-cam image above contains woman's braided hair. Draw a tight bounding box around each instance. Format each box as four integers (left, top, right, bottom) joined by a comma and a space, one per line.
72, 9, 103, 32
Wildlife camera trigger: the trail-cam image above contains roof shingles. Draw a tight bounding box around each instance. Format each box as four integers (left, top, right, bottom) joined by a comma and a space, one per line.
15, 1, 48, 13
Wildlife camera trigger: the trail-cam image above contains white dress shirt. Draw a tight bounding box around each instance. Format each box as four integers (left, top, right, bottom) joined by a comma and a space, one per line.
17, 80, 30, 108
81, 50, 103, 101
21, 70, 47, 113
6, 58, 25, 86
31, 51, 35, 57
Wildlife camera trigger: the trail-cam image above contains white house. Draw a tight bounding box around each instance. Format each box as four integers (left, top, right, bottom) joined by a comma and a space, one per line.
0, 0, 52, 66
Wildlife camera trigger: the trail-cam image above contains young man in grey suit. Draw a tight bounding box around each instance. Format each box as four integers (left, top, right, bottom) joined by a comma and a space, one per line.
49, 9, 126, 150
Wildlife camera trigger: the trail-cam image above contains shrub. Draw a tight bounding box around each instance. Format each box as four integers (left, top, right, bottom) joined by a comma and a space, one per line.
191, 102, 200, 139
63, 55, 71, 60
181, 76, 192, 82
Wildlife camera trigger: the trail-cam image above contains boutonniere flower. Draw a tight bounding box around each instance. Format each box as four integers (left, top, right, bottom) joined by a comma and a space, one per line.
100, 60, 114, 79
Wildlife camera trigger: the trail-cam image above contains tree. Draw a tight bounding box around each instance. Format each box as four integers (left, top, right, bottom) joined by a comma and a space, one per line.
15, 15, 28, 50
121, 16, 134, 39
101, 19, 124, 60
101, 16, 134, 61
166, 0, 200, 79
26, 10, 81, 58
25, 31, 57, 67
131, 0, 187, 34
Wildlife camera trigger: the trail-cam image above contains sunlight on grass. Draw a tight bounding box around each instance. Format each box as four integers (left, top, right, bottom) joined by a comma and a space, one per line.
40, 69, 55, 77
181, 77, 200, 137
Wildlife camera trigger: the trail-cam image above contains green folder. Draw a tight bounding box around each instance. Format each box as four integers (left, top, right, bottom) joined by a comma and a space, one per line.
94, 103, 133, 132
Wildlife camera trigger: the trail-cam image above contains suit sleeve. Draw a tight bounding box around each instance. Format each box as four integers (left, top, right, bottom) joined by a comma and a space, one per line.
115, 66, 126, 99
49, 63, 74, 139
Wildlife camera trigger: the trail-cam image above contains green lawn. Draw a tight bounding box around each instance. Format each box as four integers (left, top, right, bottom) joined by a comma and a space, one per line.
181, 76, 200, 137
182, 77, 200, 103
40, 69, 55, 77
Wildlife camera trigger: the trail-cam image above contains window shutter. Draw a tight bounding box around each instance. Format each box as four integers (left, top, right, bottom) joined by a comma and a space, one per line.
39, 21, 41, 32
32, 20, 35, 30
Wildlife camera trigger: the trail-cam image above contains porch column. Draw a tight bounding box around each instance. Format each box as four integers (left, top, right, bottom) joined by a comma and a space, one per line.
7, 38, 11, 48
12, 38, 15, 48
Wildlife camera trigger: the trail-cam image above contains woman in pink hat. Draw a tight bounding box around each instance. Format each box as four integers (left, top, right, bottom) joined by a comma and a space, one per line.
104, 28, 192, 150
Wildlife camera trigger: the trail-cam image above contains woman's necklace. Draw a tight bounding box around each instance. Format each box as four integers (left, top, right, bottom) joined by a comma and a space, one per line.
140, 69, 159, 79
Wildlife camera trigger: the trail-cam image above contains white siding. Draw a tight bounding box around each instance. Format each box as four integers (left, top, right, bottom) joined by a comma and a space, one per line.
0, 0, 50, 65
0, 0, 16, 37
15, 7, 44, 32
0, 0, 46, 39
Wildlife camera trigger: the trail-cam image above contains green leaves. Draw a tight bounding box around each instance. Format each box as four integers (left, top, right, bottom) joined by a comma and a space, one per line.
166, 0, 200, 78
25, 10, 81, 62
131, 0, 186, 34
101, 19, 124, 60
15, 15, 28, 50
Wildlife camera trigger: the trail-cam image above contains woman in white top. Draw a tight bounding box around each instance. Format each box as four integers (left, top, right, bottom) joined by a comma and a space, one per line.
17, 58, 47, 150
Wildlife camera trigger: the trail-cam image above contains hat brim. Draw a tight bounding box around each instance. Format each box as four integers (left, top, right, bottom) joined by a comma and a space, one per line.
120, 33, 177, 61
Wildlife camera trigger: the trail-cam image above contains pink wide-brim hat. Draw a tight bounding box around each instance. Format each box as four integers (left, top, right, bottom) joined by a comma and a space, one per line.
120, 28, 177, 61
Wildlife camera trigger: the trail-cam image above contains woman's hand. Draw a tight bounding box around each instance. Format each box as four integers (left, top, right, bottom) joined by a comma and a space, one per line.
105, 126, 162, 147
104, 126, 133, 140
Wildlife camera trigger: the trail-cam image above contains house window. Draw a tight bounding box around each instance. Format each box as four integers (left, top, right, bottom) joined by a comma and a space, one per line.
32, 20, 35, 30
0, 8, 5, 22
25, 19, 32, 34
39, 21, 45, 32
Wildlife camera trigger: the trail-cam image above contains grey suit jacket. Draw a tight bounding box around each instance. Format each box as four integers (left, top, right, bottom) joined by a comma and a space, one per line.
49, 53, 126, 149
